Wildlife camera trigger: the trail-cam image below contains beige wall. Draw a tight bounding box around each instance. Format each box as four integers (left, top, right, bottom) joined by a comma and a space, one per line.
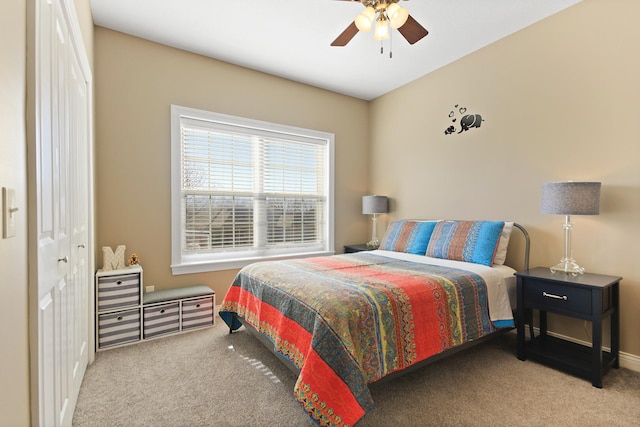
0, 0, 30, 425
370, 0, 640, 357
94, 28, 370, 297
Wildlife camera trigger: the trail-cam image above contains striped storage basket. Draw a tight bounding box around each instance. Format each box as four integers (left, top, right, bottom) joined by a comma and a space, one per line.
97, 272, 141, 311
97, 308, 141, 349
143, 302, 180, 339
182, 296, 214, 331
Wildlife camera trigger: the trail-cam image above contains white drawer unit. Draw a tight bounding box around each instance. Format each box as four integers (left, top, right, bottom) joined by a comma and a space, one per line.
143, 285, 216, 338
95, 266, 144, 351
95, 266, 215, 351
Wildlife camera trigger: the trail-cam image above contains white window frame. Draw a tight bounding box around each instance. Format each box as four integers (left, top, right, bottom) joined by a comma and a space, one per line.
170, 105, 335, 274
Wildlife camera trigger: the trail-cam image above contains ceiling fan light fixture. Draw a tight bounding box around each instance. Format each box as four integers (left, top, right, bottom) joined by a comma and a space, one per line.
387, 4, 409, 29
331, 0, 428, 52
373, 16, 390, 41
355, 6, 376, 32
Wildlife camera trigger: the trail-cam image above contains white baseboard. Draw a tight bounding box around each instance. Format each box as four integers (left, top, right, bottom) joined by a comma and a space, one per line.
619, 351, 640, 372
511, 328, 640, 372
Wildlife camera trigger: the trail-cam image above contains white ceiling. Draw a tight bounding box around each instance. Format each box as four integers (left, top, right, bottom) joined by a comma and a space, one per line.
90, 0, 582, 101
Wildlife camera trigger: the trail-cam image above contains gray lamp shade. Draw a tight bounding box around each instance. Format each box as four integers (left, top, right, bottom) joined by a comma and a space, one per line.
362, 195, 388, 214
541, 182, 601, 215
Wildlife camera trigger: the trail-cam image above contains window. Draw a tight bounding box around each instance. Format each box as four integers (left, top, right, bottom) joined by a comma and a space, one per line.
171, 105, 334, 274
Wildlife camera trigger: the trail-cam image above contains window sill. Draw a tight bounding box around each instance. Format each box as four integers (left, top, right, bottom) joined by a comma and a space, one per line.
171, 250, 336, 275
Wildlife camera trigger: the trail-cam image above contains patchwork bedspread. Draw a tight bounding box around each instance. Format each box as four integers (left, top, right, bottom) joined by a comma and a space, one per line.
219, 252, 501, 426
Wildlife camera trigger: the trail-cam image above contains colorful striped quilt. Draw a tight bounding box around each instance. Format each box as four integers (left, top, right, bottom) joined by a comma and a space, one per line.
219, 252, 499, 426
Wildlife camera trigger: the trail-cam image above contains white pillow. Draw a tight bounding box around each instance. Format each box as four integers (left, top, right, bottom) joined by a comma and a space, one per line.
492, 222, 514, 265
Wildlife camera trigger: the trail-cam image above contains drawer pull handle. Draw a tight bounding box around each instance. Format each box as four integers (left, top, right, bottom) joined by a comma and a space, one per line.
196, 304, 201, 308
543, 291, 568, 301
160, 309, 165, 314
116, 280, 122, 285
117, 316, 123, 321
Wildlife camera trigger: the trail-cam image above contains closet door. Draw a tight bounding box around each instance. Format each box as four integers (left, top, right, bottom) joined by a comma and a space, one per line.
30, 0, 93, 425
68, 33, 90, 399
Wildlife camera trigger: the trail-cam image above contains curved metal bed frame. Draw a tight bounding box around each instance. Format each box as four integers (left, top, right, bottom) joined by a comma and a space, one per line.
513, 223, 530, 271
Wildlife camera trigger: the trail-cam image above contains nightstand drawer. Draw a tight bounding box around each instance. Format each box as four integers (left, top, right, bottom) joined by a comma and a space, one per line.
524, 279, 591, 315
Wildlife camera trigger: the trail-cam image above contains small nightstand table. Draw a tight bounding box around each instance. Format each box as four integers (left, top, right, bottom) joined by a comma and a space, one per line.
344, 244, 375, 253
516, 267, 621, 388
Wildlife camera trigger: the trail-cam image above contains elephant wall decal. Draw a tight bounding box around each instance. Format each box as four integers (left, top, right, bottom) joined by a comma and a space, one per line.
444, 104, 485, 135
458, 114, 483, 133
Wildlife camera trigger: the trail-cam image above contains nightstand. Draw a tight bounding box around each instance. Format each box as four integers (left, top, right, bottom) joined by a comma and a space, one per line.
516, 267, 621, 388
344, 244, 374, 253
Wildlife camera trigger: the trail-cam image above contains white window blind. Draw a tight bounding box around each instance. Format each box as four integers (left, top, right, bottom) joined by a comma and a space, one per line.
171, 105, 334, 274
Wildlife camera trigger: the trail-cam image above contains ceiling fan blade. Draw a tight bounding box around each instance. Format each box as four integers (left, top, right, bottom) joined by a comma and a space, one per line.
397, 14, 429, 45
331, 21, 359, 46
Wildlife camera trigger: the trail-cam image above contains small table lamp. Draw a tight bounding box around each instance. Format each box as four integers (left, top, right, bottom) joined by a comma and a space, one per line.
362, 195, 388, 248
541, 181, 601, 274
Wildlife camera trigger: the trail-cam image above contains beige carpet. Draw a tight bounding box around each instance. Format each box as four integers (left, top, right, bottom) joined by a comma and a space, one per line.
73, 317, 640, 426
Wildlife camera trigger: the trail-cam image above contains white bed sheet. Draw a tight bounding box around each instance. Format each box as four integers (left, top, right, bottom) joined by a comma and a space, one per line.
371, 250, 516, 324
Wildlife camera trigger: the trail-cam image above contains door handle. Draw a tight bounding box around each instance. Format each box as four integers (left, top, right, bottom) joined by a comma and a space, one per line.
58, 256, 69, 263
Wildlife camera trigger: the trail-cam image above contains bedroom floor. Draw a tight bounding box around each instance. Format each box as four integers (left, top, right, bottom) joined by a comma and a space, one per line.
73, 317, 640, 426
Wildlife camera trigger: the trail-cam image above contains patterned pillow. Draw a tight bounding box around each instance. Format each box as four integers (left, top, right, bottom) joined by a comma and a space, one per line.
425, 220, 505, 266
379, 220, 437, 255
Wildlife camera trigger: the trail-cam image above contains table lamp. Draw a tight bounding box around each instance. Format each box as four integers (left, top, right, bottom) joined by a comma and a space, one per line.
362, 195, 388, 248
541, 181, 601, 274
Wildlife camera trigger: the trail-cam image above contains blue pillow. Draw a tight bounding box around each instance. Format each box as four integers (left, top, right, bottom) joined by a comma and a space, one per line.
379, 221, 437, 255
425, 220, 505, 266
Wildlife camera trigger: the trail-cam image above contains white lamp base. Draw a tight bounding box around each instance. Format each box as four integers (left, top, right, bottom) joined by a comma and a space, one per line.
366, 239, 380, 248
367, 214, 380, 248
549, 215, 585, 275
550, 258, 585, 275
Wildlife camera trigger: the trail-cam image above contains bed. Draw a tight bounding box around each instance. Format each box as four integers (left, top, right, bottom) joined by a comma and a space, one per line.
219, 220, 530, 426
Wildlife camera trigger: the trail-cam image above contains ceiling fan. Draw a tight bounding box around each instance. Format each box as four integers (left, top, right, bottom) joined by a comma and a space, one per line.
331, 0, 429, 48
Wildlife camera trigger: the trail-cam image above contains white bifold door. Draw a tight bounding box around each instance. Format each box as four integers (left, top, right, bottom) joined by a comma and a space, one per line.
29, 0, 94, 425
